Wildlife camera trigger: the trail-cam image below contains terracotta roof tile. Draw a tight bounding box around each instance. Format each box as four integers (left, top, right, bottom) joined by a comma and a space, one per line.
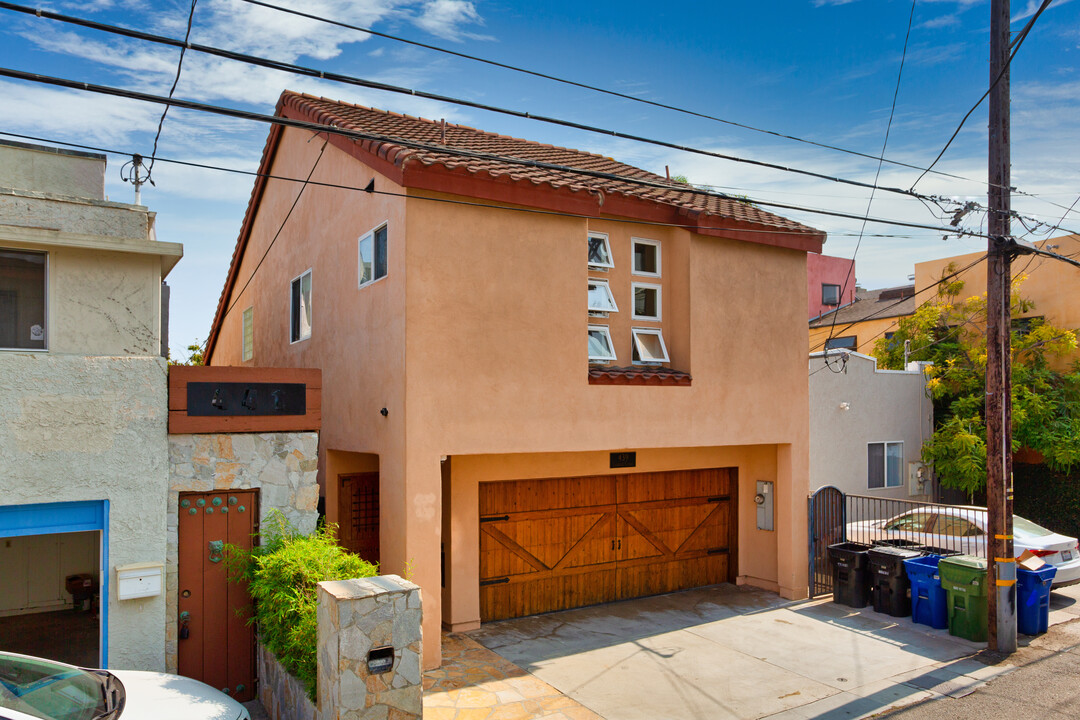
588, 365, 692, 386
284, 91, 820, 235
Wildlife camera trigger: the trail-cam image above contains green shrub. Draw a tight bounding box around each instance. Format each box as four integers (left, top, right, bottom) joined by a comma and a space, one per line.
226, 510, 378, 701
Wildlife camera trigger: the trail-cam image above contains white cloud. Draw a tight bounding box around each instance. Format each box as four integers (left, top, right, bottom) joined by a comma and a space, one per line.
412, 0, 490, 41
0, 80, 161, 145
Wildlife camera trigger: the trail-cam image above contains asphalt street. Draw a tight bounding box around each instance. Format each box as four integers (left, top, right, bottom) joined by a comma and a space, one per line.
879, 618, 1080, 719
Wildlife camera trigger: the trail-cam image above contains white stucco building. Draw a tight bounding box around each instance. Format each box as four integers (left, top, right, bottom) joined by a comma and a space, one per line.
809, 350, 935, 501
0, 140, 182, 669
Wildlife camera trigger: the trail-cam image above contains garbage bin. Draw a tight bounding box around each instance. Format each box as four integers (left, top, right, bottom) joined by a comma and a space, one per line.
828, 542, 872, 608
904, 554, 949, 629
868, 545, 924, 616
939, 555, 989, 642
1016, 565, 1057, 636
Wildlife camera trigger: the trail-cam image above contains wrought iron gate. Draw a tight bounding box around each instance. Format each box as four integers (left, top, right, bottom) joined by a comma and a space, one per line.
808, 486, 845, 597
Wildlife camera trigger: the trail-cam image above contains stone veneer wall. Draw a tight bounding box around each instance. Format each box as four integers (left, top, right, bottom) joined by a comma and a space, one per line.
165, 431, 320, 672
317, 576, 423, 720
258, 642, 317, 720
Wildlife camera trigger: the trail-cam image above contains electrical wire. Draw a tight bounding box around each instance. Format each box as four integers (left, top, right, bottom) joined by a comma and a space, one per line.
909, 0, 1053, 191
146, 0, 197, 181
825, 0, 914, 349
222, 133, 329, 322
0, 2, 968, 212
0, 129, 934, 240
0, 66, 991, 237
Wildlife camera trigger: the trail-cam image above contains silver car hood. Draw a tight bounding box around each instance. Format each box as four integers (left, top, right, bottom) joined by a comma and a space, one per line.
109, 670, 248, 720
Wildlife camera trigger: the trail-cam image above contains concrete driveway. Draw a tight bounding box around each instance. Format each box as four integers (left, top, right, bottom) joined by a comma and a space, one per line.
468, 584, 1029, 720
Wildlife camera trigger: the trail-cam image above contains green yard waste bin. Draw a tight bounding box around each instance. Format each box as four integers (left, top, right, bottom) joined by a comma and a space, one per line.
938, 555, 989, 642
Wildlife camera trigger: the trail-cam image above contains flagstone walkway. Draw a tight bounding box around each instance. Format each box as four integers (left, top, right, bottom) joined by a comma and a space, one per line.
423, 632, 602, 720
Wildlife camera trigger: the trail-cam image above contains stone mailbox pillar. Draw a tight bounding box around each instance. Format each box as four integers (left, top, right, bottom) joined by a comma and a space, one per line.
316, 575, 422, 720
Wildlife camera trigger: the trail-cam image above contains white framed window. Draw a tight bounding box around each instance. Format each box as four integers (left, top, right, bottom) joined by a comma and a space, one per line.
588, 279, 619, 314
632, 238, 661, 277
0, 248, 47, 351
241, 306, 254, 361
290, 269, 312, 343
358, 222, 388, 287
632, 282, 661, 321
868, 441, 904, 489
631, 327, 669, 364
587, 232, 614, 269
588, 325, 616, 363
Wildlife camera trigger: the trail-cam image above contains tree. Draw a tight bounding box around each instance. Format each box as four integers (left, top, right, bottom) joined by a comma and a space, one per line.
168, 339, 205, 366
872, 265, 1080, 494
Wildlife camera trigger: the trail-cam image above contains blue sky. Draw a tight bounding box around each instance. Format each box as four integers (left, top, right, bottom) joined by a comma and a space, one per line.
1, 0, 1078, 356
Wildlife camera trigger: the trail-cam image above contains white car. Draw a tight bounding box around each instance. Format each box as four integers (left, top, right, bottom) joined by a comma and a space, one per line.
846, 507, 1080, 587
0, 652, 250, 720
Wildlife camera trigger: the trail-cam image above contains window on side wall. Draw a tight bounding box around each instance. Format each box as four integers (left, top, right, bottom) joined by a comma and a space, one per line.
0, 248, 47, 351
631, 327, 669, 364
588, 232, 614, 270
588, 325, 616, 363
632, 282, 661, 321
822, 283, 841, 306
358, 223, 388, 287
824, 335, 857, 351
632, 238, 660, 277
242, 306, 254, 361
868, 441, 903, 489
587, 279, 619, 314
290, 269, 312, 343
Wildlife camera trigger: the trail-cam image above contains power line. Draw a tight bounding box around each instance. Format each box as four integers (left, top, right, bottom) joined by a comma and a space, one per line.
826, 0, 915, 349
146, 0, 197, 181
909, 0, 1053, 190
229, 0, 983, 185
0, 2, 968, 212
0, 129, 935, 240
0, 66, 992, 237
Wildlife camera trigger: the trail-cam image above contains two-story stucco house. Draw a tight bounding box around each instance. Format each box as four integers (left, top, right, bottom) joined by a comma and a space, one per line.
0, 140, 182, 670
204, 91, 826, 668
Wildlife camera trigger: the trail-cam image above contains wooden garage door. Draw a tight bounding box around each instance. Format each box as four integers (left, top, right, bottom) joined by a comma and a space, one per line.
480, 468, 736, 622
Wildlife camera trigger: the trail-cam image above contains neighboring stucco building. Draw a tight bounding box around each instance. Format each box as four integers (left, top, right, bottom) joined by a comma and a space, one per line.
0, 140, 182, 670
204, 91, 826, 668
809, 283, 915, 356
807, 252, 855, 320
809, 350, 933, 500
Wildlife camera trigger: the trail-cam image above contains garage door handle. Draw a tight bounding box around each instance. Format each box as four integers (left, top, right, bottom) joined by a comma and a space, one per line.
480, 515, 510, 523
707, 496, 730, 503
480, 577, 510, 586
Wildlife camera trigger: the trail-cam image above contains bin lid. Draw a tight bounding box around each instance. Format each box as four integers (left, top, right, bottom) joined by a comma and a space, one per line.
869, 546, 923, 560
939, 555, 987, 571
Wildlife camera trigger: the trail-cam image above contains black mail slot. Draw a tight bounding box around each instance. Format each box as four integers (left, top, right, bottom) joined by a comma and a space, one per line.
367, 646, 394, 674
187, 382, 306, 416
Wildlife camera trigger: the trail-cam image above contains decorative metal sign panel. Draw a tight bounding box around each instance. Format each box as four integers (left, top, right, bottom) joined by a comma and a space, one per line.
187, 382, 306, 416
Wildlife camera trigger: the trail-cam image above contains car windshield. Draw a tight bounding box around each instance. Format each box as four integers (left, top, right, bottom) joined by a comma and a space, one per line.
0, 653, 109, 720
1013, 516, 1056, 537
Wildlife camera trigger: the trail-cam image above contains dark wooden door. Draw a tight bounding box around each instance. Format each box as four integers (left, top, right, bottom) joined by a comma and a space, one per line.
178, 490, 257, 702
479, 469, 737, 622
338, 473, 380, 565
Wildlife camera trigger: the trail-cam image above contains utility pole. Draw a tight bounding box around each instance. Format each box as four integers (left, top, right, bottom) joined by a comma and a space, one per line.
986, 0, 1017, 654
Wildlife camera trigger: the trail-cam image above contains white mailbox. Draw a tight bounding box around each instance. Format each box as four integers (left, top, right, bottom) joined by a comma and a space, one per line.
115, 562, 164, 600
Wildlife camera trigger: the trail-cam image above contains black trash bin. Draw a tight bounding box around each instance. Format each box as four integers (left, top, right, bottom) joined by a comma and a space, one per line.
828, 542, 872, 608
867, 545, 924, 616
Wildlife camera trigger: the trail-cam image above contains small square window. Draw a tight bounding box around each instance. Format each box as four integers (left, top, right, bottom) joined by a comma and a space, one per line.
632, 238, 660, 277
242, 306, 254, 361
822, 283, 841, 306
631, 328, 669, 364
0, 248, 47, 351
290, 270, 312, 343
868, 441, 903, 489
588, 325, 616, 363
632, 282, 661, 321
587, 279, 619, 314
588, 232, 614, 269
359, 223, 388, 287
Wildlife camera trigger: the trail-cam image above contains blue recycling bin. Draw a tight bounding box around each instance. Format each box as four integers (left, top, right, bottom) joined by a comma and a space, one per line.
903, 554, 948, 629
1016, 565, 1057, 636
